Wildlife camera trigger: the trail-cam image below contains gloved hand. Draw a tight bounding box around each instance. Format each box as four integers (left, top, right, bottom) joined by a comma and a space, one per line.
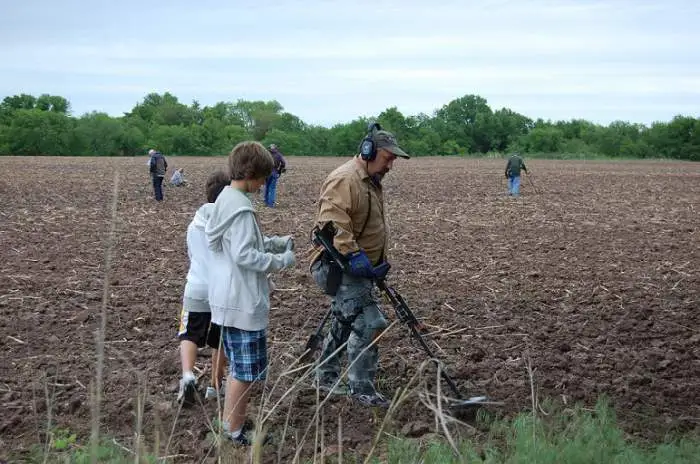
373, 261, 391, 280
346, 250, 375, 278
280, 249, 296, 268
267, 274, 277, 292
267, 235, 294, 253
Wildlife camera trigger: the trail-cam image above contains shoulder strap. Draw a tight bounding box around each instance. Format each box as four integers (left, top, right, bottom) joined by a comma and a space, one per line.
357, 189, 371, 238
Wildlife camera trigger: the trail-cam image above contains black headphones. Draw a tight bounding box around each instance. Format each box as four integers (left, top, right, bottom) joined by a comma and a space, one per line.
359, 122, 382, 161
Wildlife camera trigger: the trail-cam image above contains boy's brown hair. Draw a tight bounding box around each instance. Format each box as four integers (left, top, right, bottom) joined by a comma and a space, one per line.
205, 169, 231, 203
228, 141, 274, 181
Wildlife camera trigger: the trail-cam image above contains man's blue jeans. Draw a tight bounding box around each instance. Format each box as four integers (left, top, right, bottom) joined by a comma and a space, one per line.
152, 175, 164, 201
508, 175, 521, 196
264, 173, 279, 207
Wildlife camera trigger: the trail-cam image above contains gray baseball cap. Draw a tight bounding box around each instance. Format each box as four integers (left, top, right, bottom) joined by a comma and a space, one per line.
373, 130, 410, 159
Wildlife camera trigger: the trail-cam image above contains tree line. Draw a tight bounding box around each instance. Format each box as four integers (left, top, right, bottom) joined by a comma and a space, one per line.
0, 92, 698, 160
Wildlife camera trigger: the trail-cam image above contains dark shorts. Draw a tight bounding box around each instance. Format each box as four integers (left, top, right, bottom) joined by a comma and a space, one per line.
222, 327, 268, 382
177, 308, 222, 349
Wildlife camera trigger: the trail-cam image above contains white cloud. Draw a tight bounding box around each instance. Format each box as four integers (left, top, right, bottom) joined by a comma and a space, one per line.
1, 27, 690, 65
0, 0, 698, 125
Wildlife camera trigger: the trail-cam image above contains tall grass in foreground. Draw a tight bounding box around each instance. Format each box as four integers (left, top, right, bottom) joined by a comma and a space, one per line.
379, 398, 700, 464
22, 396, 700, 463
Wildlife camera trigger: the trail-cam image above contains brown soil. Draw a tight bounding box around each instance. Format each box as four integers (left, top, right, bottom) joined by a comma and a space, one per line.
1, 156, 698, 462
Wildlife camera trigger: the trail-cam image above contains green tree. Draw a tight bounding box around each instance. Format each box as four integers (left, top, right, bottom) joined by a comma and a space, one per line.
594, 120, 645, 157
201, 101, 245, 127
440, 139, 462, 155
433, 94, 493, 153
189, 118, 248, 155
664, 115, 700, 160
0, 109, 76, 155
232, 99, 284, 140
1, 91, 699, 160
303, 125, 332, 155
275, 112, 307, 133
377, 107, 409, 142
117, 124, 147, 156
128, 92, 194, 126
35, 94, 70, 113
326, 118, 372, 155
74, 112, 125, 155
1, 94, 37, 111
519, 126, 565, 153
489, 108, 533, 152
149, 125, 196, 155
1, 94, 37, 125
262, 128, 304, 155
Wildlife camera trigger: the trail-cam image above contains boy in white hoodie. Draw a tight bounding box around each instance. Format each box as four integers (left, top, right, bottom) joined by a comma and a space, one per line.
177, 170, 231, 405
206, 141, 296, 446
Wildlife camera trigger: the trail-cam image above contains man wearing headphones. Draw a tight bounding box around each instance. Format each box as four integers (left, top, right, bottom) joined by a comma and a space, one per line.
309, 124, 409, 408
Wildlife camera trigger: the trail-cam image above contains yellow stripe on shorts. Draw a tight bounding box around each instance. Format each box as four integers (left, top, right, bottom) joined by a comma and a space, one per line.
178, 307, 189, 335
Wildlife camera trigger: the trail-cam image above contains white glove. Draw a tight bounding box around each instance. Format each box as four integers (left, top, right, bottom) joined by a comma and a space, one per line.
280, 249, 296, 268
268, 235, 294, 253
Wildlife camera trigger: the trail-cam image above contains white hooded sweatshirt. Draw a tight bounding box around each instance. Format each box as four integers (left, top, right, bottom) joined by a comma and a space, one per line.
205, 186, 294, 330
182, 203, 215, 312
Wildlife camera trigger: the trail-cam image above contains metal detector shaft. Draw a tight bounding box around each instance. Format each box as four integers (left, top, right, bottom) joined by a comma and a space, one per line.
375, 279, 464, 399
526, 173, 539, 194
302, 307, 332, 361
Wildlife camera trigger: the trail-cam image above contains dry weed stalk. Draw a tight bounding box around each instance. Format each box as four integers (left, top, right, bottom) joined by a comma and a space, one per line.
90, 171, 120, 462
413, 360, 466, 459
289, 320, 401, 463
524, 353, 538, 444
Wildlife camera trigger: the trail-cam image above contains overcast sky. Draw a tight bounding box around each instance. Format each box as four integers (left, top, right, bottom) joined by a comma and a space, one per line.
1, 0, 698, 126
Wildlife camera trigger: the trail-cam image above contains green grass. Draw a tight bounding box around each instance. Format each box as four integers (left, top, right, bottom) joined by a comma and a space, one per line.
18, 398, 700, 463
13, 431, 158, 464
375, 398, 700, 464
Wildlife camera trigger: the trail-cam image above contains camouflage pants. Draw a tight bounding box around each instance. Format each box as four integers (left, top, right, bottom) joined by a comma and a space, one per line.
311, 260, 388, 395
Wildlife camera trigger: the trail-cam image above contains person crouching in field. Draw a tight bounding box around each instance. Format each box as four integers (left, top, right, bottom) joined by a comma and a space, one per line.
171, 167, 187, 186
177, 170, 232, 405
206, 141, 297, 446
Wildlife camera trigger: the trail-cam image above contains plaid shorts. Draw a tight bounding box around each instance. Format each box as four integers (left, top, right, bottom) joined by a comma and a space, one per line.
222, 327, 268, 382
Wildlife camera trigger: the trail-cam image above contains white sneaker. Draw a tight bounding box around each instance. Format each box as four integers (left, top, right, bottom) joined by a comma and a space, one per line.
177, 371, 197, 405
205, 386, 218, 400
205, 385, 226, 400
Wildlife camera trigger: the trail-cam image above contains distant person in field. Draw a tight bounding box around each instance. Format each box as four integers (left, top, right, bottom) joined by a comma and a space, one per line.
205, 141, 296, 446
309, 124, 409, 408
148, 149, 168, 201
177, 170, 231, 406
171, 167, 187, 186
505, 152, 528, 196
263, 144, 287, 207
